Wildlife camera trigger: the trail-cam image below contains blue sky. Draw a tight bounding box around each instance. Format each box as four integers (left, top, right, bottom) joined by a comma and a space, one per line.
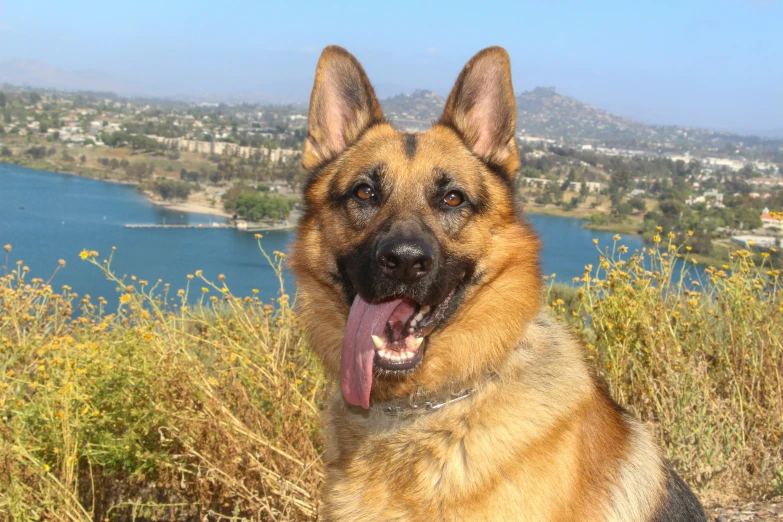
0, 0, 781, 132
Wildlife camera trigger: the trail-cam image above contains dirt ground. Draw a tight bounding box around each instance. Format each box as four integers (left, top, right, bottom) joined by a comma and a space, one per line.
706, 497, 783, 521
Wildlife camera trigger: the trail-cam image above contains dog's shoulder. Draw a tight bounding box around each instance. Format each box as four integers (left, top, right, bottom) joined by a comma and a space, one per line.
517, 314, 707, 522
650, 465, 708, 521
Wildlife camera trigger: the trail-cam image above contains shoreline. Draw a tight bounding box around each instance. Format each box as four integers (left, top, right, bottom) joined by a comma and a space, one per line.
1, 157, 138, 185
147, 196, 234, 219
3, 157, 235, 219
4, 158, 304, 231
523, 204, 644, 235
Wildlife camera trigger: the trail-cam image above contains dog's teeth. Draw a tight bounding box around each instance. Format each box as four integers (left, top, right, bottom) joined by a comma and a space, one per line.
378, 348, 389, 358
413, 312, 424, 323
371, 335, 386, 350
420, 305, 431, 315
412, 337, 424, 350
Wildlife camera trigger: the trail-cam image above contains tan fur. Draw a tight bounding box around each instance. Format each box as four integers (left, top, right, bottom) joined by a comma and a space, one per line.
291, 46, 672, 521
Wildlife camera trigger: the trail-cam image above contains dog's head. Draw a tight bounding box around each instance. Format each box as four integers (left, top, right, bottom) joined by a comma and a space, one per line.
290, 46, 542, 408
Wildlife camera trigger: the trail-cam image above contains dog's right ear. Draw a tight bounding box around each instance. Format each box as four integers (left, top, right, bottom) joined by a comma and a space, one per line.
302, 46, 385, 172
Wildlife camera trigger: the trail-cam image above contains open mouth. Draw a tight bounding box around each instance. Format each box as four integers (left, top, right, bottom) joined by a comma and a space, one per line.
341, 287, 458, 409
371, 291, 454, 372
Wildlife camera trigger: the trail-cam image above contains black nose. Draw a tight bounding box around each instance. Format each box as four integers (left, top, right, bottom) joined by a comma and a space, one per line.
376, 237, 433, 282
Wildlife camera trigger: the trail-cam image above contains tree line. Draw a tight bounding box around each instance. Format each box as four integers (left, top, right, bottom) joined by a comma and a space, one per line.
222, 186, 293, 221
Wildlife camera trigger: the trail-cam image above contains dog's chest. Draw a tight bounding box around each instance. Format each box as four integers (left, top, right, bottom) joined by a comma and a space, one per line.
321, 405, 590, 522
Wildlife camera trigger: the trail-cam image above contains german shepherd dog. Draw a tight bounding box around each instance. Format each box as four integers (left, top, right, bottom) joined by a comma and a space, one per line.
290, 46, 706, 521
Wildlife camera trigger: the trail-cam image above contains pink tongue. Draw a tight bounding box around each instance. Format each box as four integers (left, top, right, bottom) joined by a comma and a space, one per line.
341, 295, 415, 408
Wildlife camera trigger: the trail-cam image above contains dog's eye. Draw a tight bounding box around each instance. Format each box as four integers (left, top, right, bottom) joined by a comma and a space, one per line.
443, 190, 464, 208
354, 184, 376, 201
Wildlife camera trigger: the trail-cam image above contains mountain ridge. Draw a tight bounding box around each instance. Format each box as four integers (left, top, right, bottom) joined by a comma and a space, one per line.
380, 87, 783, 150
1, 61, 781, 151
0, 59, 136, 95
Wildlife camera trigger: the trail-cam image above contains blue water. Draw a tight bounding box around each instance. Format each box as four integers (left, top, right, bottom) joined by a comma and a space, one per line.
0, 164, 294, 304
1, 164, 652, 304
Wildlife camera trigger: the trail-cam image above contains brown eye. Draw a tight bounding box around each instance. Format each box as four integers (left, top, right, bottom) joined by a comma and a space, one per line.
443, 190, 464, 208
355, 184, 375, 201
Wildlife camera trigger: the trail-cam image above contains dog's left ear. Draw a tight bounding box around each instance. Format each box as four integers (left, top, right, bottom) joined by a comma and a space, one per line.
302, 46, 385, 172
439, 47, 520, 177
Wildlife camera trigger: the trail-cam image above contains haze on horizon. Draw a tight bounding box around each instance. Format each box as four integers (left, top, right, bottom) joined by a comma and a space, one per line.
0, 0, 781, 135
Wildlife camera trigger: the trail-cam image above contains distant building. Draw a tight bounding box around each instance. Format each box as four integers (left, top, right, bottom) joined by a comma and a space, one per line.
732, 235, 780, 249
687, 188, 725, 209
568, 181, 605, 193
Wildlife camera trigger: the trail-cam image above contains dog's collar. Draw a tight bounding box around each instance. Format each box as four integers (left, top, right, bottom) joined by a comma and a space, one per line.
374, 372, 498, 417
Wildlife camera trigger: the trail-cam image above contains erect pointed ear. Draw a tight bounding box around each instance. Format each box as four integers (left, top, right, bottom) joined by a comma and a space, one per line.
438, 47, 520, 176
302, 46, 385, 172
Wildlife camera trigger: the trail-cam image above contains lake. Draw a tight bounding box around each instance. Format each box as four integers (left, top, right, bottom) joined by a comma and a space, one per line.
1, 164, 647, 304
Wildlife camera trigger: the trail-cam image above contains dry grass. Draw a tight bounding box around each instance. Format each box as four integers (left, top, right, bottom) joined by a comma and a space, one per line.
0, 242, 324, 521
547, 232, 783, 502
1, 232, 781, 520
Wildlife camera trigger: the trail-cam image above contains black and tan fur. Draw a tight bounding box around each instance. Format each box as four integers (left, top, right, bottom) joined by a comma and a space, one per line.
290, 45, 706, 521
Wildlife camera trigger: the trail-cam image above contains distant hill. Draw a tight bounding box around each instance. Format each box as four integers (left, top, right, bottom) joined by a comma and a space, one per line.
381, 89, 445, 130
0, 59, 134, 94
515, 86, 655, 143
752, 128, 783, 139
381, 87, 783, 152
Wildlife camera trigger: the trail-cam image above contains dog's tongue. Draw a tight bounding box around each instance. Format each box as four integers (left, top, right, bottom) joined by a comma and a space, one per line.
341, 295, 415, 408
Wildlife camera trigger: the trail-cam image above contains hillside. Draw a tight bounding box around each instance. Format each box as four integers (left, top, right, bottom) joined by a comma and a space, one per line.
0, 59, 133, 94
381, 89, 445, 131
381, 87, 783, 153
